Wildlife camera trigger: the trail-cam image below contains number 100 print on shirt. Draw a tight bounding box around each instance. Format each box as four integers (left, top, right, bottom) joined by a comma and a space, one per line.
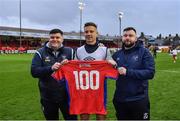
52, 60, 118, 115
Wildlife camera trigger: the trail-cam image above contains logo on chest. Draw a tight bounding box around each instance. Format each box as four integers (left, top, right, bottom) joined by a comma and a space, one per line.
132, 55, 139, 61
83, 56, 96, 61
116, 57, 120, 61
44, 56, 51, 62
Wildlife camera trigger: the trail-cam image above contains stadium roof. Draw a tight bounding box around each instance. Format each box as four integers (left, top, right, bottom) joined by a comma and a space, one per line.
0, 26, 118, 41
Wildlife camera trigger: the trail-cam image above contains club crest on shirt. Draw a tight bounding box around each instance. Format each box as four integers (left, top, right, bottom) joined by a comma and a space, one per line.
132, 55, 139, 61
45, 56, 51, 62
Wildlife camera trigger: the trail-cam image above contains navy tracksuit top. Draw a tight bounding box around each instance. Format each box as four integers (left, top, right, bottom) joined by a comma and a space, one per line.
112, 41, 155, 102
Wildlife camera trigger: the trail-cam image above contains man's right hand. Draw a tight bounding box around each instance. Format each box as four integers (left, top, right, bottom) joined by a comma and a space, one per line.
107, 59, 117, 67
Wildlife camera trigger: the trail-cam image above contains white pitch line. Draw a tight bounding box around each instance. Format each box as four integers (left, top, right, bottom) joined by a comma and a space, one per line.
0, 70, 27, 73
158, 70, 180, 73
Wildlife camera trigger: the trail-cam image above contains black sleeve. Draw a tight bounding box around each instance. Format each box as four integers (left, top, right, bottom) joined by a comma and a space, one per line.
31, 52, 53, 78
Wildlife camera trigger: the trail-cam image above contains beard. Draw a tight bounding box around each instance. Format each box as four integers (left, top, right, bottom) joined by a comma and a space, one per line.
123, 41, 135, 48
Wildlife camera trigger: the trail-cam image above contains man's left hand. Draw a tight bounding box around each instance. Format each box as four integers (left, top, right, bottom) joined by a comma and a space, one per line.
118, 67, 127, 75
60, 59, 69, 65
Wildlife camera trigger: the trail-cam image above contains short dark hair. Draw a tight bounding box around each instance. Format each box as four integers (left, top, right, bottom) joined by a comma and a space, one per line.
49, 29, 63, 35
123, 27, 136, 33
84, 22, 97, 28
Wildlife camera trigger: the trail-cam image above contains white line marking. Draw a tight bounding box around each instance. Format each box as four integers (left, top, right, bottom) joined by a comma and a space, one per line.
158, 70, 180, 73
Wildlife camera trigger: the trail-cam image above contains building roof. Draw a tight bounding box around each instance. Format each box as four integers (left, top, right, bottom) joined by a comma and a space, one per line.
0, 26, 118, 41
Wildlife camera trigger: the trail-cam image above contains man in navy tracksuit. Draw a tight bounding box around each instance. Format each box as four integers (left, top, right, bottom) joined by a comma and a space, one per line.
31, 29, 77, 120
112, 27, 155, 120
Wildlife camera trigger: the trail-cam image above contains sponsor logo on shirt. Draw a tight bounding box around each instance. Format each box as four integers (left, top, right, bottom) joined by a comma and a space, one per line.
84, 56, 96, 61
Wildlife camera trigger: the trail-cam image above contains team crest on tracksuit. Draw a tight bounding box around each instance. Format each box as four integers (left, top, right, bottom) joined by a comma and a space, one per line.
132, 55, 139, 61
45, 56, 51, 62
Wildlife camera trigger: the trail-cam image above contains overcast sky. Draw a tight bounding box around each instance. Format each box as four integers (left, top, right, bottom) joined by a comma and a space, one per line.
0, 0, 180, 37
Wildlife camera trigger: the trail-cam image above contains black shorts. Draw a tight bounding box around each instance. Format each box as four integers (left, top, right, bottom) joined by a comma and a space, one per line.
113, 98, 150, 120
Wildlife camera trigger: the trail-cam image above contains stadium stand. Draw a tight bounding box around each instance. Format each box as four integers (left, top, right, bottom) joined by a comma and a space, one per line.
0, 26, 119, 54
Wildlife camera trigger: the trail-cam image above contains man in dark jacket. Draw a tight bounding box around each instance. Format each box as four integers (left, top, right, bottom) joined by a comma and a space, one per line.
112, 27, 155, 120
31, 29, 77, 120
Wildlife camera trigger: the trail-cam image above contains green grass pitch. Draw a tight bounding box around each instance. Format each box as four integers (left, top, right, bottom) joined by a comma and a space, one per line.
0, 53, 180, 120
